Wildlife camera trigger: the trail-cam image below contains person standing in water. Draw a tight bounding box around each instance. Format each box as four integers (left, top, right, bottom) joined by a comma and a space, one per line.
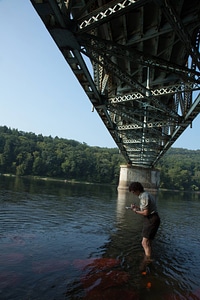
129, 181, 160, 262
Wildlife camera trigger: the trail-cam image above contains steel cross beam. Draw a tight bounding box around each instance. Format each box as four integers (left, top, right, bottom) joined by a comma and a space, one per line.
77, 0, 150, 32
153, 0, 200, 71
30, 0, 200, 167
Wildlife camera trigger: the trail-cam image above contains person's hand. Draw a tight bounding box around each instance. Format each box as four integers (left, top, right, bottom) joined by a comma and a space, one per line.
131, 204, 136, 210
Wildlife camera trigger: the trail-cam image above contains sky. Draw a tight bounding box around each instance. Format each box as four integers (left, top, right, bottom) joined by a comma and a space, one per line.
0, 0, 199, 150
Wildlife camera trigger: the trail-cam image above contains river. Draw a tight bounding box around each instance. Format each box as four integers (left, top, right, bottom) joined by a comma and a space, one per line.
0, 176, 200, 300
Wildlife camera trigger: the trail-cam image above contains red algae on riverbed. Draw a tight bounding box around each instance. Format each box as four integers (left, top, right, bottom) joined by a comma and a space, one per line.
73, 257, 120, 271
0, 271, 22, 288
0, 253, 24, 266
32, 259, 70, 273
74, 257, 139, 300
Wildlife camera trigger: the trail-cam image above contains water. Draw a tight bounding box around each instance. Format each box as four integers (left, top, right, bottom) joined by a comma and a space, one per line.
0, 176, 200, 300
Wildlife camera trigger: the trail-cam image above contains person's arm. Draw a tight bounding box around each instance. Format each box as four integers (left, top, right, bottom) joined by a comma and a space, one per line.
132, 192, 149, 216
132, 207, 148, 216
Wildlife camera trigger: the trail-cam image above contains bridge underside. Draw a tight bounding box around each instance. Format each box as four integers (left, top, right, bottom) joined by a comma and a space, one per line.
30, 0, 200, 168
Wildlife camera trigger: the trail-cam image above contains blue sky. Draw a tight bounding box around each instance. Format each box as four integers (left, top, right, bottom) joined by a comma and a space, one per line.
0, 0, 199, 150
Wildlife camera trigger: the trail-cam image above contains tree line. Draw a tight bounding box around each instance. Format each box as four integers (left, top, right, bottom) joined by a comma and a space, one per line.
0, 126, 199, 190
0, 126, 124, 185
157, 147, 200, 191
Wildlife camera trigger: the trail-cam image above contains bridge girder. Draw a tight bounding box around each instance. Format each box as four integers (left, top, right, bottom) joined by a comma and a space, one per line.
30, 0, 200, 167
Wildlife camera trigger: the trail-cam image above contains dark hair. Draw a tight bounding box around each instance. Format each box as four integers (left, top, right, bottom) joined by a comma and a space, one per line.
129, 182, 144, 193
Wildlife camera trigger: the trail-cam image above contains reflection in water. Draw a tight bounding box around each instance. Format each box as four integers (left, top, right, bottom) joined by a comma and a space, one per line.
0, 176, 200, 299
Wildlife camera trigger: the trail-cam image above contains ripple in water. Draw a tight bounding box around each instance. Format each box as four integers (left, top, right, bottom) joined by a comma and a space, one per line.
0, 181, 200, 300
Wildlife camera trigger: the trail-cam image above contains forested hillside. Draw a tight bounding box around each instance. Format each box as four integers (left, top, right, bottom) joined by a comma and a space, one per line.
158, 148, 200, 191
0, 126, 199, 190
0, 126, 124, 184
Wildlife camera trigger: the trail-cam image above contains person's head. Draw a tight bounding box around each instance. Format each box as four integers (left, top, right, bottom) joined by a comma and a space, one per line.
129, 182, 144, 194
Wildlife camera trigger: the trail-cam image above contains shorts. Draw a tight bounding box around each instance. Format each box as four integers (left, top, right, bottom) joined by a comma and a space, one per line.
142, 213, 160, 240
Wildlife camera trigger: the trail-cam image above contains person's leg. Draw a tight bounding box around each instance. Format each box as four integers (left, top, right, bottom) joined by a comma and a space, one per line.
139, 237, 152, 271
141, 237, 151, 258
142, 214, 160, 259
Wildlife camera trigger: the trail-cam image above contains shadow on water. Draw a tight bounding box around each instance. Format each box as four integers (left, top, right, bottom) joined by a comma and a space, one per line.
0, 176, 200, 299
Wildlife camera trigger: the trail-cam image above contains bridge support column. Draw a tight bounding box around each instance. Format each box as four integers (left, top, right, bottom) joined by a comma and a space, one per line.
118, 165, 160, 191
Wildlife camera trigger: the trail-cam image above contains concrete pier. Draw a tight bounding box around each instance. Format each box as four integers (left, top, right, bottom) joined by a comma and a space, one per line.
118, 164, 160, 191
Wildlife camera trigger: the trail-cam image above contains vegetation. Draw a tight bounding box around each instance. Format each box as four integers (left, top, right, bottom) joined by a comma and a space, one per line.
158, 148, 200, 191
0, 126, 199, 191
0, 126, 124, 185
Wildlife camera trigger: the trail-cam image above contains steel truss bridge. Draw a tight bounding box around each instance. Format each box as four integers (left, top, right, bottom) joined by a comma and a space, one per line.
30, 0, 200, 168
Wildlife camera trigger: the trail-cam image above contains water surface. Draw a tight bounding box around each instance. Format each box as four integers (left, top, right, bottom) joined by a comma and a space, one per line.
0, 176, 200, 299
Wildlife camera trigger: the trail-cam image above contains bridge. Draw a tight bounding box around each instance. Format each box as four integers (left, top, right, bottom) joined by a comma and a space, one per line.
30, 0, 200, 188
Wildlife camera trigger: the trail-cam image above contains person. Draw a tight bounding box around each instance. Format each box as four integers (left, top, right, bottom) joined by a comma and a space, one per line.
129, 181, 160, 262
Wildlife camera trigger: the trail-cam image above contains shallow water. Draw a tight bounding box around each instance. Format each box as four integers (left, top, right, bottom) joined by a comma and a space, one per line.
0, 176, 200, 299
